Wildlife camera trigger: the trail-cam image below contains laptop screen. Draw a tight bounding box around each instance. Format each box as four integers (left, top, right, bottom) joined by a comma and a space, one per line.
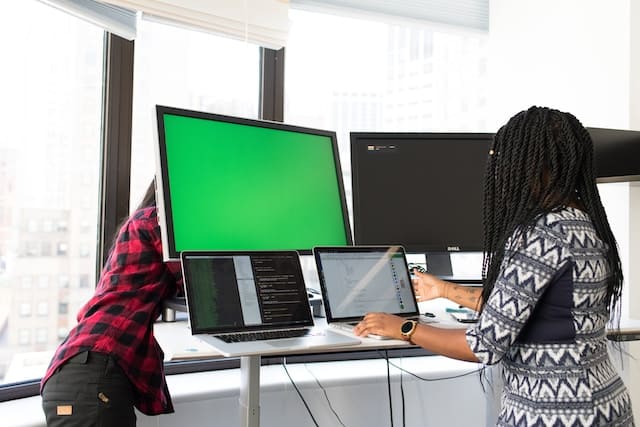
314, 246, 419, 323
181, 251, 314, 334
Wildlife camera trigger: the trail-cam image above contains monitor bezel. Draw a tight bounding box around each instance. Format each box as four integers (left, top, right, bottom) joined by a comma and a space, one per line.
313, 245, 419, 324
180, 250, 314, 335
350, 131, 494, 254
587, 127, 640, 183
154, 105, 353, 261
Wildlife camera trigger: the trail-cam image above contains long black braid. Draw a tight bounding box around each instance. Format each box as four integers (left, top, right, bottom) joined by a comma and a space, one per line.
480, 106, 623, 322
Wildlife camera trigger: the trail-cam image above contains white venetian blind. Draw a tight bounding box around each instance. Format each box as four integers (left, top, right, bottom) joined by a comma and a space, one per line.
101, 0, 290, 48
37, 0, 138, 40
291, 0, 489, 31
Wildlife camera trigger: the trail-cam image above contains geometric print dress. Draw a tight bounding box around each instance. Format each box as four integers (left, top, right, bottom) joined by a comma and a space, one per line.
466, 207, 635, 426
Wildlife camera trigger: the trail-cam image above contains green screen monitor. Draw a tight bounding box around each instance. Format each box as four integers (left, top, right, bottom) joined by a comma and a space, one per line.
154, 105, 353, 261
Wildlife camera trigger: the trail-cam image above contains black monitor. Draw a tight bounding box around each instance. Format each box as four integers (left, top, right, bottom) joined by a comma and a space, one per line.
350, 132, 492, 275
587, 127, 640, 182
154, 106, 353, 261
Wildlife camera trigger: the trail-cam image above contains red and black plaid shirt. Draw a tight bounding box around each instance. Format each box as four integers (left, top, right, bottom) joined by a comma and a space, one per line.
41, 206, 183, 415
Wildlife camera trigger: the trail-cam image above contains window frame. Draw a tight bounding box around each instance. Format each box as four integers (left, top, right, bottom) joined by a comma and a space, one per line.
0, 31, 436, 403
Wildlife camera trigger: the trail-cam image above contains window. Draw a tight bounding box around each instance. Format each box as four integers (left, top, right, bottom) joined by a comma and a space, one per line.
58, 275, 70, 289
56, 242, 68, 256
129, 19, 260, 207
26, 219, 38, 233
78, 274, 90, 289
285, 8, 489, 215
36, 302, 49, 317
21, 276, 33, 289
42, 219, 54, 233
79, 243, 90, 257
19, 303, 32, 317
36, 329, 48, 344
38, 276, 50, 289
58, 302, 69, 315
0, 2, 103, 385
18, 330, 31, 346
56, 220, 68, 232
41, 241, 53, 257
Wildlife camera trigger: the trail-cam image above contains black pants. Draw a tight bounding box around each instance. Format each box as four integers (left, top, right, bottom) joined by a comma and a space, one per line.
41, 351, 136, 427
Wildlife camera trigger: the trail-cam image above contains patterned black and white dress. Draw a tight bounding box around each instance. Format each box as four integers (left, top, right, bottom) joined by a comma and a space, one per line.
466, 207, 635, 426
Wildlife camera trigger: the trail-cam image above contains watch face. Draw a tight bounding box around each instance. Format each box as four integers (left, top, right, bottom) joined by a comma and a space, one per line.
401, 320, 414, 333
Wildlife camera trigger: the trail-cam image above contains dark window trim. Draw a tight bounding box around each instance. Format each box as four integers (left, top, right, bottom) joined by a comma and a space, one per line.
0, 381, 41, 402
0, 347, 435, 402
96, 33, 134, 272
2, 39, 441, 404
0, 33, 135, 403
259, 47, 285, 122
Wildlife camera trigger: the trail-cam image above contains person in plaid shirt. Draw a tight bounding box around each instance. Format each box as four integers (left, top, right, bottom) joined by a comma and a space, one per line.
41, 180, 183, 426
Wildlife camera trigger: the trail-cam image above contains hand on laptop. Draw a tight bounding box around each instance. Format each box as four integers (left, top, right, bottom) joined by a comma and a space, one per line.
353, 312, 405, 340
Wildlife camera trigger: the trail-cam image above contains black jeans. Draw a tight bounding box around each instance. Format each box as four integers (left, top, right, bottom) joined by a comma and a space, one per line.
41, 351, 136, 427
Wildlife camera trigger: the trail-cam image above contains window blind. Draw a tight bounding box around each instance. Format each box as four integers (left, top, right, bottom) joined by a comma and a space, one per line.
291, 0, 489, 31
37, 0, 137, 40
100, 0, 290, 48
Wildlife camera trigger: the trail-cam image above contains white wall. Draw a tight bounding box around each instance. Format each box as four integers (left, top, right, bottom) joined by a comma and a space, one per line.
137, 357, 494, 427
489, 0, 640, 312
488, 0, 631, 129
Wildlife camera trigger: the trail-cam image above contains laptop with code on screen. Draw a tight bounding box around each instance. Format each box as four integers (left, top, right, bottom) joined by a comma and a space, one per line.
180, 250, 360, 357
314, 245, 433, 339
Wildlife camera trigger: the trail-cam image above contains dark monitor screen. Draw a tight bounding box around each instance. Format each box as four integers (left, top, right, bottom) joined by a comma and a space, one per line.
350, 132, 493, 254
155, 106, 353, 261
588, 127, 640, 182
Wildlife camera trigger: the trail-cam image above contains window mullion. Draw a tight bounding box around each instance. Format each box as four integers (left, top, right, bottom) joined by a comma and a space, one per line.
97, 33, 134, 275
259, 47, 285, 122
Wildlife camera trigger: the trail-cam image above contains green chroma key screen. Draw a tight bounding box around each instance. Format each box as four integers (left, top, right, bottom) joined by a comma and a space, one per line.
155, 106, 352, 260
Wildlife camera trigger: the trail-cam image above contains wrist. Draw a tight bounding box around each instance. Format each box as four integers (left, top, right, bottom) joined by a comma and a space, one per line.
441, 282, 449, 300
400, 319, 418, 342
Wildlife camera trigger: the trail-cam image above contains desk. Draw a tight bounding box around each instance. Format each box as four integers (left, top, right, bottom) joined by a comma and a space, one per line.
155, 299, 640, 427
155, 300, 467, 427
156, 320, 431, 427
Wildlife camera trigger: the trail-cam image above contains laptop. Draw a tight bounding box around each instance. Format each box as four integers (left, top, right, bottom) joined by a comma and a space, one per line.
314, 245, 433, 339
180, 250, 361, 357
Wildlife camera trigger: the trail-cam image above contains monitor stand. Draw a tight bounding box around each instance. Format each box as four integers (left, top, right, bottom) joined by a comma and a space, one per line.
426, 252, 453, 277
425, 251, 483, 285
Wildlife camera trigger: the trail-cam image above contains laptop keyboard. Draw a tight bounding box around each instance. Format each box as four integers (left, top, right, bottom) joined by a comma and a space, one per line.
217, 328, 311, 343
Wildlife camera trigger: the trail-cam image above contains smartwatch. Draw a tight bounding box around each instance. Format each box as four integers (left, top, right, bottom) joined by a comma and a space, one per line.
400, 319, 418, 342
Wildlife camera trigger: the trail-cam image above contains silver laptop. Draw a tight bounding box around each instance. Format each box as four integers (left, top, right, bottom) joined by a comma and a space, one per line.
314, 245, 433, 339
180, 250, 360, 357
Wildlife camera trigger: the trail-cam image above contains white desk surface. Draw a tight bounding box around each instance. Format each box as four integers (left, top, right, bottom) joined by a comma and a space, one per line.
155, 299, 467, 361
155, 298, 640, 361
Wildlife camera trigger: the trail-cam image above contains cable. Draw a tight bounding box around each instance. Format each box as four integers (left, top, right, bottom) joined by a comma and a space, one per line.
375, 350, 486, 381
385, 354, 406, 427
381, 352, 485, 427
385, 350, 394, 427
399, 360, 406, 427
282, 358, 320, 427
303, 364, 347, 427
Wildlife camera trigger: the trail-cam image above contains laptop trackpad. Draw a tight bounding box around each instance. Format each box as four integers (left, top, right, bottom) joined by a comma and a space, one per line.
267, 338, 308, 348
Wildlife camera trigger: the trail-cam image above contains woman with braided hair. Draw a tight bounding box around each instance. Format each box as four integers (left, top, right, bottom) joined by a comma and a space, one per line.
355, 106, 635, 426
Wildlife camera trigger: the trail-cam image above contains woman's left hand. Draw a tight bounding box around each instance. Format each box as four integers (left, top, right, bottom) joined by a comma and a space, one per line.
353, 312, 405, 340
